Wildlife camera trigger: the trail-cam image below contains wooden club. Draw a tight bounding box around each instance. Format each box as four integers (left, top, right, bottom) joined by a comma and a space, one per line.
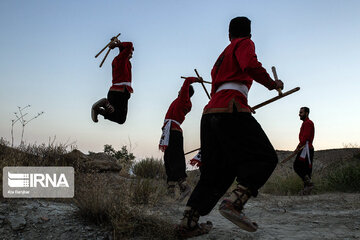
280, 145, 305, 164
272, 66, 283, 96
95, 33, 121, 58
194, 69, 211, 99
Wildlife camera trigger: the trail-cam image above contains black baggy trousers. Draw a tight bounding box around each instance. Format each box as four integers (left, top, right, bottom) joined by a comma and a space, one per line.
104, 89, 130, 124
293, 148, 314, 182
187, 112, 278, 216
164, 130, 187, 183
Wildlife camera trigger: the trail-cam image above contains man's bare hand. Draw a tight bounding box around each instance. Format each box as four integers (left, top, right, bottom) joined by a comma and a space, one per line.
196, 76, 204, 83
274, 79, 284, 90
109, 41, 117, 49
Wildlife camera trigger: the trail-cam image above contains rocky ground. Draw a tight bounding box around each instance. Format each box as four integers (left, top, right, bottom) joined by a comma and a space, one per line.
1, 146, 359, 239
157, 193, 360, 240
0, 199, 112, 240
1, 193, 359, 240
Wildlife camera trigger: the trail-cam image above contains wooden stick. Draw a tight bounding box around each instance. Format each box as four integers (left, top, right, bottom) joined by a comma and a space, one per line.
181, 76, 211, 84
272, 66, 283, 96
252, 87, 300, 111
194, 69, 211, 99
99, 48, 111, 68
280, 145, 305, 164
95, 33, 121, 58
185, 148, 200, 156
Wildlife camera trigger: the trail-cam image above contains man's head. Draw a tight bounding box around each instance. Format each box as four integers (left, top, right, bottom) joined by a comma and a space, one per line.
229, 16, 251, 40
118, 44, 134, 59
299, 107, 310, 121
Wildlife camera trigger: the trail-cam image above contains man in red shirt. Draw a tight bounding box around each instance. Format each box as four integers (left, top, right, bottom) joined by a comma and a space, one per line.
177, 17, 283, 237
91, 39, 134, 124
159, 77, 202, 201
294, 107, 315, 195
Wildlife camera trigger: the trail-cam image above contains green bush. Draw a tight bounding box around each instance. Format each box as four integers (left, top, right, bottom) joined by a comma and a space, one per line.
322, 160, 360, 192
132, 157, 167, 180
104, 144, 135, 163
103, 144, 135, 177
261, 174, 304, 195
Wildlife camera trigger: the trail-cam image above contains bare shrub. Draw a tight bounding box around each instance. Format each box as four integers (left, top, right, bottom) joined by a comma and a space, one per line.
132, 157, 167, 180
342, 142, 359, 148
10, 105, 44, 146
18, 137, 76, 160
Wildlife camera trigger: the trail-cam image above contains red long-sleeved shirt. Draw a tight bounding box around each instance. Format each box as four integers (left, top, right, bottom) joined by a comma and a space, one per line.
163, 78, 196, 131
109, 42, 134, 93
204, 37, 276, 114
299, 117, 315, 149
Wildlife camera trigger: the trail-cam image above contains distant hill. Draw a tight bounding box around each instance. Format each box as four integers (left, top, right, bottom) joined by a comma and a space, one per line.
275, 148, 360, 176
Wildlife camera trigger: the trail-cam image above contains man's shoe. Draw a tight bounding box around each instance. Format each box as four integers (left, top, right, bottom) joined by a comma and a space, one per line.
91, 107, 99, 123
178, 181, 191, 202
91, 98, 114, 122
219, 199, 258, 232
300, 184, 314, 196
91, 98, 107, 122
300, 176, 314, 196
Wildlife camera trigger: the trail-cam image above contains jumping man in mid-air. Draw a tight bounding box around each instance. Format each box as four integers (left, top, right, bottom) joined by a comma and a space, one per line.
91, 38, 134, 124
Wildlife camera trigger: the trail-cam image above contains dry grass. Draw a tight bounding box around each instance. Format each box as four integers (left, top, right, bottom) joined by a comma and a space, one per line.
75, 173, 176, 239
132, 157, 167, 180
130, 178, 167, 205
0, 139, 74, 197
1, 140, 177, 238
262, 150, 360, 195
3, 139, 359, 238
261, 173, 305, 195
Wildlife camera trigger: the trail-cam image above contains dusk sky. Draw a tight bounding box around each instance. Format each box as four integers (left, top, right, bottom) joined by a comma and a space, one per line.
1, 0, 359, 161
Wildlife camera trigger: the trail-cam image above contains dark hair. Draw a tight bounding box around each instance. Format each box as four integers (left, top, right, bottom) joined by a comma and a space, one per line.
229, 17, 251, 38
189, 85, 194, 97
301, 107, 310, 114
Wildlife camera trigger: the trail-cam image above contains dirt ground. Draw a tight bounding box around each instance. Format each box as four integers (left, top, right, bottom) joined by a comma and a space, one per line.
0, 193, 359, 240
1, 147, 359, 239
156, 193, 360, 240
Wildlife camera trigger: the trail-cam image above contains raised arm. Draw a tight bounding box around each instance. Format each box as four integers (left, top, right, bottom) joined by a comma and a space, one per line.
178, 77, 199, 102
235, 39, 283, 90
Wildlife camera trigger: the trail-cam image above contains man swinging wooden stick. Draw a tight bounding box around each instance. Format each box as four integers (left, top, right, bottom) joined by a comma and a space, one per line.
182, 69, 211, 99
91, 34, 134, 124
95, 33, 121, 68
187, 72, 300, 166
159, 76, 205, 201
176, 16, 284, 238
